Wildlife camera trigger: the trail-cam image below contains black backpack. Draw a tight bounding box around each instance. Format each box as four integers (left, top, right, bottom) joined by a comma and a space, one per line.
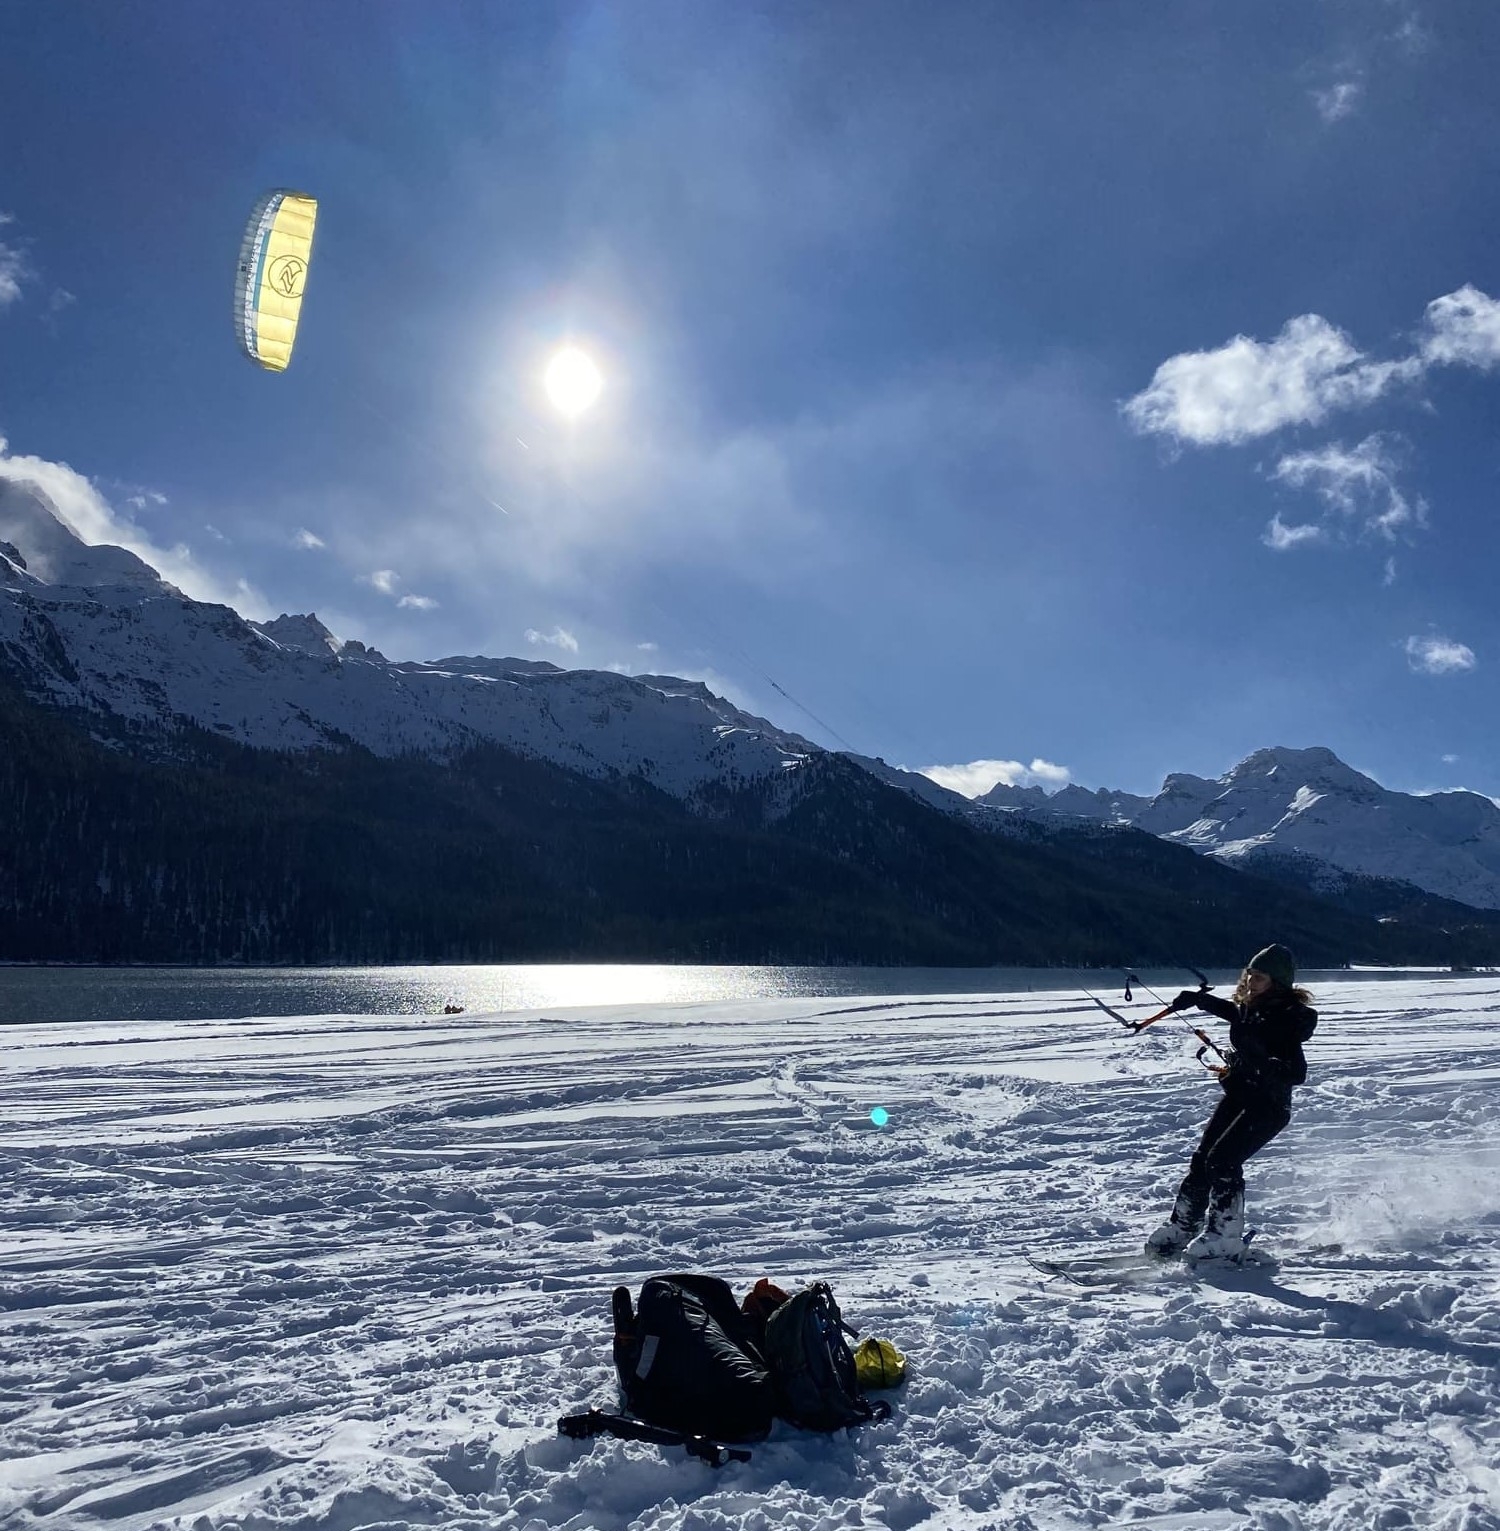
611, 1273, 775, 1443
761, 1282, 891, 1432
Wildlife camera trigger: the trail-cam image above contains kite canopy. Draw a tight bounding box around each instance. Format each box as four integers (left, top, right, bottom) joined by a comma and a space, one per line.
234, 190, 317, 372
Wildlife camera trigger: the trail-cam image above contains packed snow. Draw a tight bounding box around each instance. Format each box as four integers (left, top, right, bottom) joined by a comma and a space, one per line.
2, 976, 1499, 1531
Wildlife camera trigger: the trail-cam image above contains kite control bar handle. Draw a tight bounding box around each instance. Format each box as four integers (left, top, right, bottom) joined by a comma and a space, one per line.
1091, 966, 1226, 1070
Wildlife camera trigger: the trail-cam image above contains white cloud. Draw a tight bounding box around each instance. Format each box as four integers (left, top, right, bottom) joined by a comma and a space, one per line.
637, 641, 659, 653
524, 626, 579, 653
364, 569, 399, 595
1123, 314, 1419, 447
0, 241, 27, 308
1313, 80, 1362, 122
0, 436, 267, 615
1419, 285, 1500, 371
1262, 514, 1326, 551
293, 528, 326, 550
1127, 285, 1500, 560
1273, 435, 1418, 540
1392, 12, 1431, 55
1127, 284, 1500, 453
397, 594, 437, 610
919, 757, 1071, 798
1404, 634, 1476, 675
1442, 753, 1459, 764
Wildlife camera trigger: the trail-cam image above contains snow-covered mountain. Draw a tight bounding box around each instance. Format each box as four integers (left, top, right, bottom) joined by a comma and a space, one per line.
0, 480, 835, 804
7, 477, 1500, 915
980, 745, 1500, 911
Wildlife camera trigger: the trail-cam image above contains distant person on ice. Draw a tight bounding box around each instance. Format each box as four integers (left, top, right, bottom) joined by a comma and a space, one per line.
1146, 944, 1317, 1261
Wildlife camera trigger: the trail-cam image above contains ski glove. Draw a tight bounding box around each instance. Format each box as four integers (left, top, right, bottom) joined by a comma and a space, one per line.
1220, 1049, 1266, 1090
1170, 990, 1201, 1012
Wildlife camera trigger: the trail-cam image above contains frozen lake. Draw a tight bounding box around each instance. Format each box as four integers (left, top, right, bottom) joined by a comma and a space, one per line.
0, 962, 1468, 1024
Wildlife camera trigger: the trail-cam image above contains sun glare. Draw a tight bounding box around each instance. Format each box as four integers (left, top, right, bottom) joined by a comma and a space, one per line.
544, 347, 604, 418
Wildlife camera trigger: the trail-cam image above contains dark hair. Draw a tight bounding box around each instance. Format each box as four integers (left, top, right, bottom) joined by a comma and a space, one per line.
1235, 968, 1312, 1005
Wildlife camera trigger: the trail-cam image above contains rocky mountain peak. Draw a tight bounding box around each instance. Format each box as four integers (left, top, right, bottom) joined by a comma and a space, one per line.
1226, 745, 1376, 792
0, 480, 171, 594
252, 612, 343, 657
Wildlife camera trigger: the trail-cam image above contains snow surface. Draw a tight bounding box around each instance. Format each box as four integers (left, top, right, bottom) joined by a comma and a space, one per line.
3, 977, 1499, 1530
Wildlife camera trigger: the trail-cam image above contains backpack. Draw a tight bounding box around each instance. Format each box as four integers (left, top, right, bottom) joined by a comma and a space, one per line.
611, 1274, 775, 1443
761, 1282, 892, 1432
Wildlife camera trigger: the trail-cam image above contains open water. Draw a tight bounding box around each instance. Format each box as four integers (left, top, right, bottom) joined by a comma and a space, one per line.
0, 962, 1462, 1025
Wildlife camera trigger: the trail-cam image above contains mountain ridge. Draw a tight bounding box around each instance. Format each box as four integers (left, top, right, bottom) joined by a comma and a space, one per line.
4, 477, 1499, 961
978, 744, 1500, 911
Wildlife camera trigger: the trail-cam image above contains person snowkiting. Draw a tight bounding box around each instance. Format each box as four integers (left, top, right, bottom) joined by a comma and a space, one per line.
1146, 944, 1317, 1262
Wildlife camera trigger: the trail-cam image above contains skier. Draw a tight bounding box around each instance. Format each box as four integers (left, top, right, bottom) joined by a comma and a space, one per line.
1146, 944, 1317, 1261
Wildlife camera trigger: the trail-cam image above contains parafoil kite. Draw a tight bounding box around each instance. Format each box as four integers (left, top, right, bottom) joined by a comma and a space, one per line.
234, 190, 318, 372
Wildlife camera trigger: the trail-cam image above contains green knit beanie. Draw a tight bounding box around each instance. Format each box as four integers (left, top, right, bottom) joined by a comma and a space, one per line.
1248, 943, 1296, 987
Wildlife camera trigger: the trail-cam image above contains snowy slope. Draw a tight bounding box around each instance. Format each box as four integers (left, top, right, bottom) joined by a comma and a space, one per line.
0, 481, 826, 800
8, 477, 1500, 909
985, 746, 1500, 912
2, 976, 1497, 1530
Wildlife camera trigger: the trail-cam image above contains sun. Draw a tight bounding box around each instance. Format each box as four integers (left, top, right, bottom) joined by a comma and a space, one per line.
544, 346, 604, 418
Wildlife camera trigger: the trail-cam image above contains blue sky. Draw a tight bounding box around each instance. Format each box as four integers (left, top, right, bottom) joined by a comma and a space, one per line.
2, 1, 1498, 799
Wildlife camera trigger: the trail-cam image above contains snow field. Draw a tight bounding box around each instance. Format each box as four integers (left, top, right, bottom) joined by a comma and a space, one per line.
1, 978, 1498, 1530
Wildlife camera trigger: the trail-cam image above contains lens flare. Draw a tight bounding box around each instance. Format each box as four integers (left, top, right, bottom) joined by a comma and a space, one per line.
870, 1106, 890, 1128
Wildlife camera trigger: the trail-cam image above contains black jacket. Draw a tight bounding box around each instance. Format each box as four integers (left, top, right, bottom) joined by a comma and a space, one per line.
1193, 988, 1317, 1112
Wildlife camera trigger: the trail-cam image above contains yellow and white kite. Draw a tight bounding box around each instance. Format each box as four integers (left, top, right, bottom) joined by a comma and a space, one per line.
234, 190, 318, 372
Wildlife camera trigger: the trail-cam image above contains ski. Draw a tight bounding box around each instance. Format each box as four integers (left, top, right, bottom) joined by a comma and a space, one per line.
1025, 1232, 1274, 1287
1024, 1252, 1173, 1288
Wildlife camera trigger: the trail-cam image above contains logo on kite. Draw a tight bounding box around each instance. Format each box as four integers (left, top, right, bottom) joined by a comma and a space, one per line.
234, 190, 318, 372
269, 255, 307, 299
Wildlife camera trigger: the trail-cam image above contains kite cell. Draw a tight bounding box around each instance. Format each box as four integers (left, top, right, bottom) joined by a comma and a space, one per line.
234, 190, 318, 372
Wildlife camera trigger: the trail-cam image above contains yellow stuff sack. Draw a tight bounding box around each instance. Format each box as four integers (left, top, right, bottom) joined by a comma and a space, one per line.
854, 1336, 906, 1389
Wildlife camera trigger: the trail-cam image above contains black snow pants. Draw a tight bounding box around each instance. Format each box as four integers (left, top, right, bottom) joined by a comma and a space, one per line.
1175, 1091, 1290, 1218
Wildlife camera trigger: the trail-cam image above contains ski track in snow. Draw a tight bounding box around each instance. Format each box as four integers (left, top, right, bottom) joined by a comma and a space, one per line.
2, 979, 1498, 1531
